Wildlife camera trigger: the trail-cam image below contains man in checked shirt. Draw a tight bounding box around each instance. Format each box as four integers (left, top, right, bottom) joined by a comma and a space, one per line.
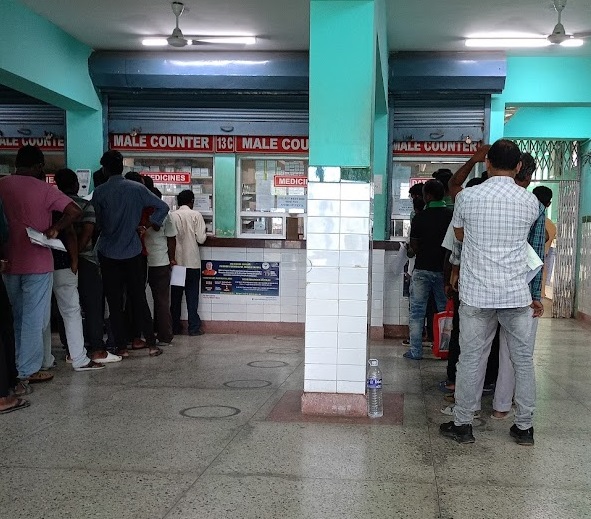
440, 140, 542, 446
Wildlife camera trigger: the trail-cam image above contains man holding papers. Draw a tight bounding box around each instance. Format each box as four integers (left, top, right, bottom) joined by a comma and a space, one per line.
0, 145, 81, 383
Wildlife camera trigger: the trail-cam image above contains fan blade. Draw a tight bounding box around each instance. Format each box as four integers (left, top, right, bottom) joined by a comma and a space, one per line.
572, 31, 591, 39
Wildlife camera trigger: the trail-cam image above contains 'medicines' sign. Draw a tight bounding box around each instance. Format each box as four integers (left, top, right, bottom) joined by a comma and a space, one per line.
274, 175, 308, 187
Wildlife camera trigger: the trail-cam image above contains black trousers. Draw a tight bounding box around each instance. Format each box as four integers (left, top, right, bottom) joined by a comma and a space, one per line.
78, 258, 106, 353
99, 253, 155, 350
0, 277, 18, 396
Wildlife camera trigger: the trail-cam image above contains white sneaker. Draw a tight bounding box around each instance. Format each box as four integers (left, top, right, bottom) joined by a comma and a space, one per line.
92, 352, 122, 363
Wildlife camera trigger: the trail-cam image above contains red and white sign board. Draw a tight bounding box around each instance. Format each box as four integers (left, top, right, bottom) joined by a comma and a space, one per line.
45, 174, 56, 185
110, 134, 309, 155
234, 136, 309, 154
139, 171, 192, 184
0, 137, 64, 151
393, 141, 479, 157
274, 175, 308, 187
409, 177, 427, 187
110, 134, 214, 153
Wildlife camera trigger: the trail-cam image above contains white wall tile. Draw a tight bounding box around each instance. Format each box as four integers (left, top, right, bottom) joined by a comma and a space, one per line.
307, 216, 340, 234
307, 298, 338, 317
339, 251, 370, 268
338, 332, 367, 350
340, 217, 370, 234
339, 283, 369, 300
307, 182, 341, 200
338, 316, 367, 333
305, 363, 337, 380
307, 250, 341, 267
341, 200, 370, 218
307, 283, 339, 300
307, 266, 339, 284
264, 314, 281, 322
308, 200, 341, 217
339, 234, 369, 251
282, 314, 298, 323
305, 331, 338, 349
337, 348, 367, 366
306, 233, 340, 251
306, 315, 338, 332
263, 252, 282, 262
339, 267, 369, 284
338, 299, 368, 317
341, 183, 370, 201
305, 380, 337, 392
306, 347, 338, 364
336, 380, 365, 394
337, 364, 365, 382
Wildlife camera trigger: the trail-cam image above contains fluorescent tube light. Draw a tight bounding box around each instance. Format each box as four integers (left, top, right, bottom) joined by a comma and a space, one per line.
192, 36, 256, 45
465, 38, 551, 48
142, 38, 168, 46
560, 38, 584, 47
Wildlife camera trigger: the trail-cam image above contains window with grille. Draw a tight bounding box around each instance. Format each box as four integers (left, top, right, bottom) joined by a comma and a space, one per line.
513, 140, 579, 181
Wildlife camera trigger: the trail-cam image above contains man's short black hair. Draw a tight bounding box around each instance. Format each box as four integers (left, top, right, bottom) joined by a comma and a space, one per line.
15, 145, 44, 169
100, 150, 124, 176
423, 179, 445, 201
533, 185, 553, 207
142, 175, 155, 190
465, 177, 485, 188
409, 182, 424, 198
481, 171, 489, 180
432, 169, 453, 193
412, 197, 425, 213
55, 168, 78, 194
177, 189, 194, 207
125, 171, 144, 184
487, 139, 522, 171
515, 153, 537, 182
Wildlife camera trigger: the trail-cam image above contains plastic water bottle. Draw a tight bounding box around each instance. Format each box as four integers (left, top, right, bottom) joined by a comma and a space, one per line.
367, 359, 383, 418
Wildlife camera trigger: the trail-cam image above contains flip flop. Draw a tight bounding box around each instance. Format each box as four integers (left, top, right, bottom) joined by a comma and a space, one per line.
116, 349, 130, 358
0, 398, 30, 414
25, 371, 54, 384
438, 381, 455, 394
149, 346, 163, 357
11, 381, 32, 396
131, 339, 147, 350
92, 352, 122, 363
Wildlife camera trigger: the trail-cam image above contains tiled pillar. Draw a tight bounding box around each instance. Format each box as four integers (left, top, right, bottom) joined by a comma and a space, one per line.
303, 0, 388, 416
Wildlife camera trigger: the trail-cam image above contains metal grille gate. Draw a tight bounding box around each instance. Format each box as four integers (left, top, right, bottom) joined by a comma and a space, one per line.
514, 139, 580, 318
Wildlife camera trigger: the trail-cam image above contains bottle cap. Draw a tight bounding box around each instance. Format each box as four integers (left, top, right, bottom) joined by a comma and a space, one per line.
368, 358, 378, 367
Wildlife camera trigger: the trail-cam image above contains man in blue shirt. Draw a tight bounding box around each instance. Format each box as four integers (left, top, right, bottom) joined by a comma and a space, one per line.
92, 151, 169, 357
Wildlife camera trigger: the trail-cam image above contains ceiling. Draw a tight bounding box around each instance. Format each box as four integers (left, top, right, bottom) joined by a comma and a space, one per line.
18, 0, 591, 56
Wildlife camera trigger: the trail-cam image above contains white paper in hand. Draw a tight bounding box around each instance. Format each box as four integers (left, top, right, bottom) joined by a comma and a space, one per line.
170, 265, 187, 286
26, 227, 66, 252
526, 244, 544, 284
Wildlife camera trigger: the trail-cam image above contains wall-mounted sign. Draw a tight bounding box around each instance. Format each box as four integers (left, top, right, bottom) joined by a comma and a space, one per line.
110, 134, 214, 153
139, 171, 192, 184
201, 260, 280, 296
0, 137, 64, 151
110, 134, 308, 155
45, 174, 56, 185
393, 141, 479, 156
273, 175, 308, 187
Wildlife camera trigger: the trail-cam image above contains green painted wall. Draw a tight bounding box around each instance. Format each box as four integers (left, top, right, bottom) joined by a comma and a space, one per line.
214, 155, 237, 237
372, 111, 388, 240
309, 0, 376, 167
66, 109, 104, 172
0, 0, 100, 111
505, 107, 591, 140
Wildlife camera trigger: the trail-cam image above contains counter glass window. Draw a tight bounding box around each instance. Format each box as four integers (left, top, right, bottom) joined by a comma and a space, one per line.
123, 155, 214, 234
239, 157, 308, 238
0, 152, 65, 177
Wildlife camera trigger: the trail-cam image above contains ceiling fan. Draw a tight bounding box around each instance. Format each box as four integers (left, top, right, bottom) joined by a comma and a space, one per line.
546, 0, 591, 45
465, 0, 591, 48
142, 2, 256, 48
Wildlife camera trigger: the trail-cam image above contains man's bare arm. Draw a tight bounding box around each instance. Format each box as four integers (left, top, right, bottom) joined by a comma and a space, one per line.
449, 145, 491, 201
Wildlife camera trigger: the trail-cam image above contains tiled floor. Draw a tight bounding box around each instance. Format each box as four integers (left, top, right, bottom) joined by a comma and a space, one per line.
2, 319, 591, 518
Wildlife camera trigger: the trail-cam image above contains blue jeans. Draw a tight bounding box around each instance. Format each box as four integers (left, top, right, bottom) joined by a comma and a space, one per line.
454, 304, 536, 429
3, 273, 53, 379
409, 270, 447, 358
171, 267, 202, 334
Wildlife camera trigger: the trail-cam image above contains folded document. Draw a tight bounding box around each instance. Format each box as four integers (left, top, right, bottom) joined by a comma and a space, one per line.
26, 227, 66, 252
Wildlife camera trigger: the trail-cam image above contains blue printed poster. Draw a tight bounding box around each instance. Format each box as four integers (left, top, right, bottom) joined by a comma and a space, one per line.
201, 260, 280, 296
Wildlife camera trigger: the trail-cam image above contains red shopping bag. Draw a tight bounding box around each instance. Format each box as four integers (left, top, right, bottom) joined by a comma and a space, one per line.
433, 299, 454, 360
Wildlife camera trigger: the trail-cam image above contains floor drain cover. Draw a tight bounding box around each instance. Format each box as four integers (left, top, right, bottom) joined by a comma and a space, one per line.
223, 379, 272, 389
180, 405, 241, 419
247, 360, 289, 368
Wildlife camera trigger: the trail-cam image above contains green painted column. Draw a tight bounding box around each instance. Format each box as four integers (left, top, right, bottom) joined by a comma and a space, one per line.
214, 155, 237, 237
66, 110, 104, 172
372, 111, 389, 240
489, 96, 505, 142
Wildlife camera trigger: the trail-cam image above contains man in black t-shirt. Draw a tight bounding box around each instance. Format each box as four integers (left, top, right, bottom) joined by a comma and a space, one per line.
404, 179, 453, 360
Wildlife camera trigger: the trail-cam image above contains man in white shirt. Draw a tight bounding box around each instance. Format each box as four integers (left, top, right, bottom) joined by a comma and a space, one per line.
144, 200, 177, 346
169, 190, 207, 336
439, 139, 540, 446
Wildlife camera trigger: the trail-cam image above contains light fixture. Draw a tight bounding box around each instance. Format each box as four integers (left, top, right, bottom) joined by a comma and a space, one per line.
465, 38, 551, 48
142, 36, 256, 47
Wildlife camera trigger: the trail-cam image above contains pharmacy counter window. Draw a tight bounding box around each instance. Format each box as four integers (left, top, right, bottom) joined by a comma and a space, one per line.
238, 157, 308, 239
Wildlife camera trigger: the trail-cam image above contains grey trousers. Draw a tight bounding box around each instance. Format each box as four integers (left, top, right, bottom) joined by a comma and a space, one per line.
493, 313, 539, 413
453, 304, 536, 430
